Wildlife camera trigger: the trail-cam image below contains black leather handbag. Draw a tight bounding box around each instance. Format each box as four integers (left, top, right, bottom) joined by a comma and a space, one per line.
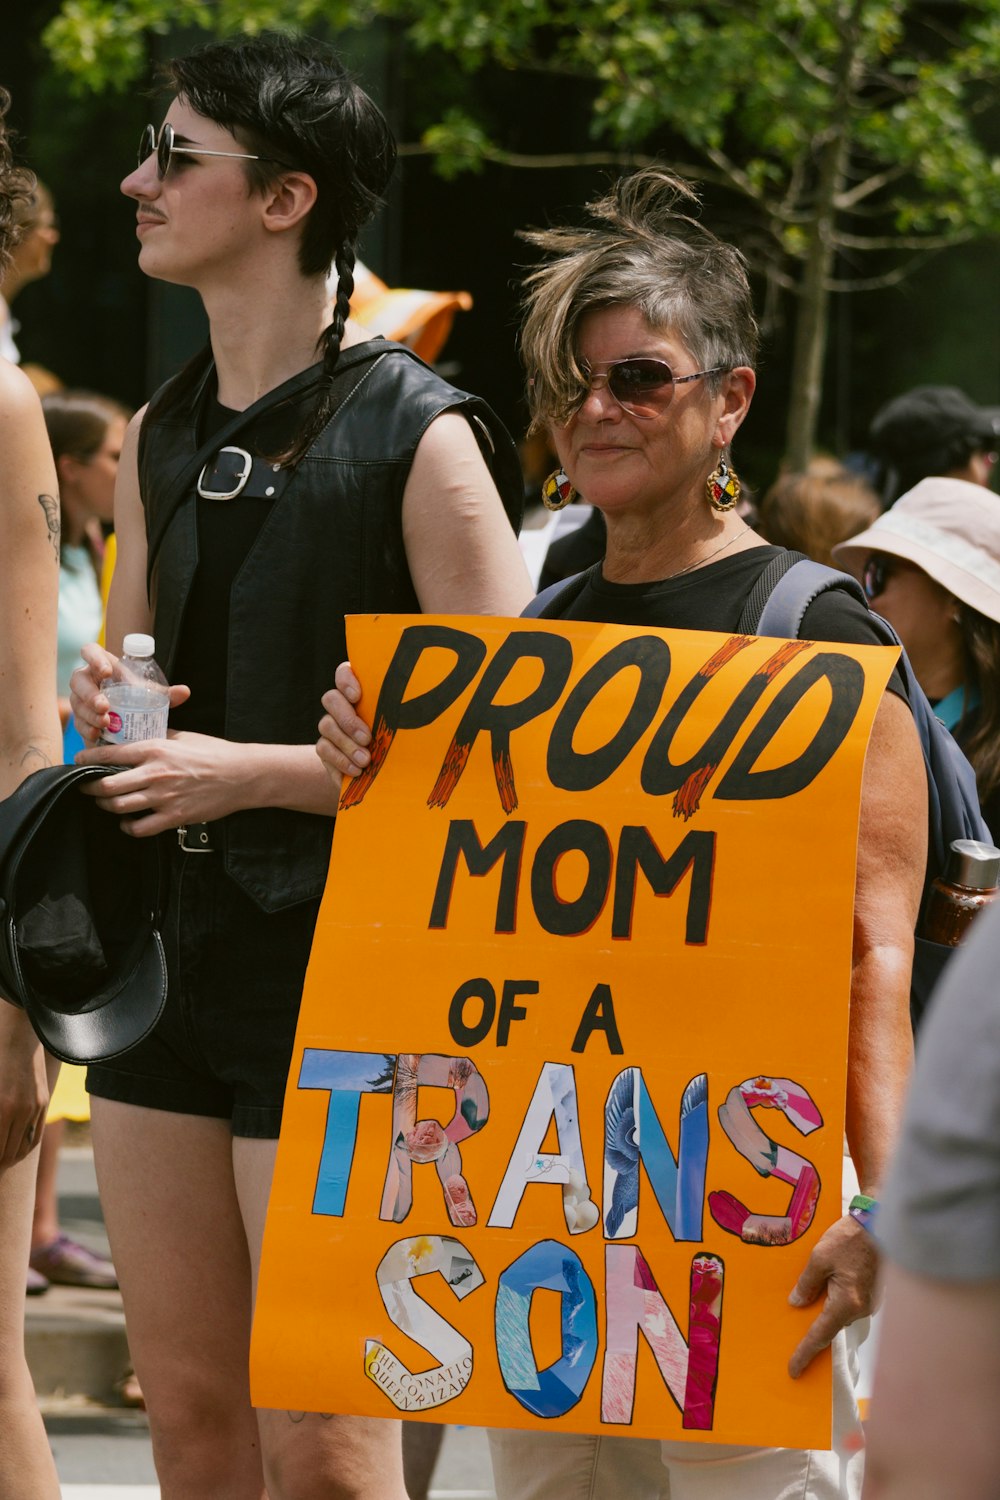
0, 765, 166, 1063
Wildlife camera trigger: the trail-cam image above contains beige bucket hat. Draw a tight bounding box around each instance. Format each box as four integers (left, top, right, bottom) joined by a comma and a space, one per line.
832, 477, 1000, 625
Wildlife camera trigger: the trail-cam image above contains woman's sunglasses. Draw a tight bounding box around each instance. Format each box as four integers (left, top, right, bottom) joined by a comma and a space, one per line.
862, 554, 897, 601
137, 123, 291, 181
575, 358, 729, 419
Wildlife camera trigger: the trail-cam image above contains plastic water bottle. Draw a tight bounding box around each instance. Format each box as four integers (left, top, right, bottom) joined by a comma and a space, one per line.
101, 634, 170, 745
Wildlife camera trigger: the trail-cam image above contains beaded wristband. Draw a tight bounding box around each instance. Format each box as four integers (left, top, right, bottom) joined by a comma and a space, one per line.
848, 1193, 878, 1233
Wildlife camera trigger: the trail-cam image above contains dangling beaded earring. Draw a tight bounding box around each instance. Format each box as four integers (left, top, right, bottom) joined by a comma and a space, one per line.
707, 455, 741, 512
542, 468, 577, 511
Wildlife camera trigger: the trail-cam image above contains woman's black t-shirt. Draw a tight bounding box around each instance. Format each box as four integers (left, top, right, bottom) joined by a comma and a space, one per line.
552, 544, 907, 701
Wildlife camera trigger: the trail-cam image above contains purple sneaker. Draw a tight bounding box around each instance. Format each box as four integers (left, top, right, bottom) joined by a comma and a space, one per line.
26, 1265, 50, 1296
30, 1235, 118, 1290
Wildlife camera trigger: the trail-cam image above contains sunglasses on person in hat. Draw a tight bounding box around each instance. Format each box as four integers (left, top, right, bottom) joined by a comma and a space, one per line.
862, 554, 901, 602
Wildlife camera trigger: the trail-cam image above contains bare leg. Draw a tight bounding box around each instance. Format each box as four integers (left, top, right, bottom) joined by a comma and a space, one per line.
91, 1099, 265, 1500
30, 1118, 61, 1248
234, 1136, 409, 1500
0, 1056, 61, 1500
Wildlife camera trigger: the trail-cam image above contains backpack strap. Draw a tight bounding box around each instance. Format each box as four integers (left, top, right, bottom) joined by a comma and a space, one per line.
736, 551, 804, 635
739, 554, 991, 883
521, 566, 596, 620
739, 554, 871, 638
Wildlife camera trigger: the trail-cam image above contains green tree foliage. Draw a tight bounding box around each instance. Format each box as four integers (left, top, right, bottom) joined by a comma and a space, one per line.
45, 0, 1000, 461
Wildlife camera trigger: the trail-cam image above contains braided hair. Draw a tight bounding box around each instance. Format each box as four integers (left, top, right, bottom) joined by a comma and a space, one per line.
154, 33, 397, 460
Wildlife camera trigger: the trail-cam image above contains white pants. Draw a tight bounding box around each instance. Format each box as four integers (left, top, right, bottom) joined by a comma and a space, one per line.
488, 1326, 865, 1499
488, 1157, 867, 1500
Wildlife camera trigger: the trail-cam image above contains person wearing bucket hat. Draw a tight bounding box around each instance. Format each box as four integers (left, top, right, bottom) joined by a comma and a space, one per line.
834, 477, 1000, 836
0, 87, 64, 1500
869, 385, 1000, 505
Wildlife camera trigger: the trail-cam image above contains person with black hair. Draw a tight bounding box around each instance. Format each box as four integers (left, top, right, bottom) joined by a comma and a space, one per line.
0, 86, 63, 1500
68, 32, 530, 1500
869, 385, 999, 506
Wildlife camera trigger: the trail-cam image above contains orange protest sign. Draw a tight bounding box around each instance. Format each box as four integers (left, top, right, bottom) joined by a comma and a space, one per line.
251, 614, 897, 1450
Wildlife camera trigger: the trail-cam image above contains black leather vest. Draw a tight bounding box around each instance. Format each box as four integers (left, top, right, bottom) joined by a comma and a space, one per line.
138, 340, 523, 912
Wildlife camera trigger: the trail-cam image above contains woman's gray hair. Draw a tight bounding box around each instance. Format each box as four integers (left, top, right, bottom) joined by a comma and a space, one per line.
520, 169, 759, 430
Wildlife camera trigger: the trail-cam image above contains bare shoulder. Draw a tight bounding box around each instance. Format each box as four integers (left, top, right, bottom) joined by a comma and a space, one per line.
0, 361, 58, 538
867, 685, 924, 773
116, 405, 147, 503
856, 685, 927, 920
403, 409, 531, 615
115, 405, 147, 501
0, 357, 44, 425
0, 360, 52, 461
408, 409, 493, 496
414, 408, 482, 455
125, 402, 149, 440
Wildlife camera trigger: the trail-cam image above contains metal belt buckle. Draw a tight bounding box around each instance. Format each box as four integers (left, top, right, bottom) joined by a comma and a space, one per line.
176, 824, 213, 853
197, 446, 253, 501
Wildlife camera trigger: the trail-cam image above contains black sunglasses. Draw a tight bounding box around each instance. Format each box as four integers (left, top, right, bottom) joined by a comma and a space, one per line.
137, 123, 292, 181
862, 554, 896, 601
576, 357, 729, 419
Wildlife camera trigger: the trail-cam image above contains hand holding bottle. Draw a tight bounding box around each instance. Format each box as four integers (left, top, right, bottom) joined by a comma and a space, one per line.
70, 640, 190, 748
100, 634, 170, 745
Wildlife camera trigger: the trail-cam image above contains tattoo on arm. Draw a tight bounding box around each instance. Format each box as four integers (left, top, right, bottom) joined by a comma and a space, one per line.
20, 744, 53, 773
37, 494, 60, 561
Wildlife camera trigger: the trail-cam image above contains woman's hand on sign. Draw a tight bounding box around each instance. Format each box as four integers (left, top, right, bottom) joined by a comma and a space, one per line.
786, 1212, 879, 1377
69, 641, 190, 748
317, 661, 371, 781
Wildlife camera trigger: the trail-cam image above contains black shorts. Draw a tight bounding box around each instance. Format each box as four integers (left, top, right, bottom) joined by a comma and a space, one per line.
87, 840, 321, 1138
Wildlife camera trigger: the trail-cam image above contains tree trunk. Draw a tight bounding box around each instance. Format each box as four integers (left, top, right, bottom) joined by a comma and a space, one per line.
783, 136, 849, 469
783, 3, 865, 469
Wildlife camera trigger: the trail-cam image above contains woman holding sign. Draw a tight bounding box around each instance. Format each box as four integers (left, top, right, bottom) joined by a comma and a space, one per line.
319, 170, 927, 1500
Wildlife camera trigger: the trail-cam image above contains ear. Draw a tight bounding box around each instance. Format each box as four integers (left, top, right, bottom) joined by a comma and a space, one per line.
261, 171, 319, 237
56, 452, 81, 489
713, 367, 756, 449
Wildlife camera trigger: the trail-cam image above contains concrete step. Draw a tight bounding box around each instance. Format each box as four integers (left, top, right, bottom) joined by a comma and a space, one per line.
26, 1141, 131, 1407
33, 1141, 497, 1498
27, 1285, 130, 1405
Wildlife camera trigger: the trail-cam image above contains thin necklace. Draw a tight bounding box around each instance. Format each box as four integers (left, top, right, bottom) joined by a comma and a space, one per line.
668, 526, 751, 580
